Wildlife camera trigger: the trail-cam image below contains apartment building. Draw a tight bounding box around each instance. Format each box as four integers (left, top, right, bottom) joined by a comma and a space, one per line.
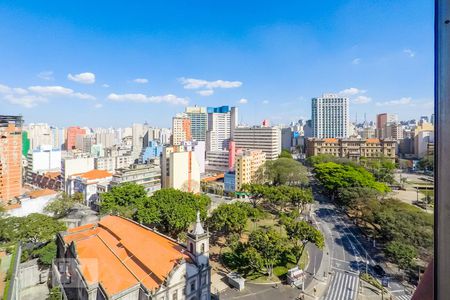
235, 149, 266, 191
186, 106, 208, 142
0, 115, 23, 205
109, 163, 161, 195
311, 94, 349, 138
172, 113, 192, 146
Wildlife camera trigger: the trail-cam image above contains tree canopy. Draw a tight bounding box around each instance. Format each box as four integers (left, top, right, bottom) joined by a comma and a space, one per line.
279, 149, 293, 159
257, 158, 308, 186
208, 203, 248, 237
44, 192, 83, 218
135, 188, 211, 237
100, 182, 149, 218
0, 214, 66, 246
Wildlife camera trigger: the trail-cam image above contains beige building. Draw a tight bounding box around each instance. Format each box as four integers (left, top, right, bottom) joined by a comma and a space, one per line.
172, 113, 192, 146
235, 149, 266, 191
161, 146, 201, 193
306, 138, 396, 162
233, 125, 281, 160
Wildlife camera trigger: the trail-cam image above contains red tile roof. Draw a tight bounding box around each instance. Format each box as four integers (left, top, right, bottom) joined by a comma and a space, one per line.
72, 169, 112, 180
62, 216, 192, 296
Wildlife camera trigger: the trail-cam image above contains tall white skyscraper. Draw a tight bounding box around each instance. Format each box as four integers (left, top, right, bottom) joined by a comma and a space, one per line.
311, 94, 349, 138
206, 106, 238, 151
186, 106, 207, 142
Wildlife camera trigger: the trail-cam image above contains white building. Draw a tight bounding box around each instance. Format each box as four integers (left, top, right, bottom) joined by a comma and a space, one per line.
415, 130, 434, 158
94, 154, 134, 173
206, 106, 238, 152
233, 125, 282, 160
311, 94, 350, 138
62, 156, 95, 192
27, 145, 61, 174
67, 169, 113, 206
24, 123, 53, 150
110, 163, 161, 195
205, 151, 229, 172
181, 141, 206, 174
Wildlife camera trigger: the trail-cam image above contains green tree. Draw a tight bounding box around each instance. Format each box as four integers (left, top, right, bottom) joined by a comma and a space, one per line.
240, 184, 269, 208
248, 228, 287, 277
19, 214, 66, 244
44, 192, 83, 218
361, 157, 396, 184
279, 149, 293, 159
385, 241, 418, 270
417, 155, 434, 172
208, 203, 248, 237
48, 287, 62, 300
100, 183, 149, 218
258, 158, 308, 186
141, 189, 211, 236
33, 241, 57, 266
337, 186, 381, 209
284, 219, 324, 265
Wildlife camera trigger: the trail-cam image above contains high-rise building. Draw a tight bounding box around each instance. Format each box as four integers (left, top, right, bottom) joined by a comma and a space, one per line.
172, 113, 192, 146
110, 163, 162, 195
66, 126, 86, 150
161, 146, 200, 193
206, 106, 238, 151
186, 106, 208, 141
24, 123, 52, 150
376, 113, 398, 139
235, 149, 266, 191
132, 123, 145, 152
311, 94, 349, 138
233, 124, 282, 160
0, 116, 23, 205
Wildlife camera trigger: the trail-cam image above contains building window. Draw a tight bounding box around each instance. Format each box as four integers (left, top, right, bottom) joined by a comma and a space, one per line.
191, 280, 196, 292
190, 243, 194, 253
173, 291, 178, 300
201, 243, 205, 253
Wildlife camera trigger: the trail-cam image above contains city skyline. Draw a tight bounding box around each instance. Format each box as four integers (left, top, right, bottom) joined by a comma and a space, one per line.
0, 1, 433, 127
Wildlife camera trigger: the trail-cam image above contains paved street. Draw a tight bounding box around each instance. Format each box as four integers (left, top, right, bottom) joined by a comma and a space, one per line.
312, 190, 412, 300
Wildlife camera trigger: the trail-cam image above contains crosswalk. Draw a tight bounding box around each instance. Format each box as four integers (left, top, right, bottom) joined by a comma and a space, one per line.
325, 271, 359, 300
394, 294, 411, 300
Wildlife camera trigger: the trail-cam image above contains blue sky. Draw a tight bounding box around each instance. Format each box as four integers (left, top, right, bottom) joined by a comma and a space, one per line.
0, 1, 433, 128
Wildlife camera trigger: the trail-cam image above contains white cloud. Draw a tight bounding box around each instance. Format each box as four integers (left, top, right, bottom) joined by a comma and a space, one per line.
107, 93, 188, 106
352, 58, 361, 65
239, 98, 248, 104
4, 94, 47, 108
94, 103, 103, 109
338, 87, 366, 97
403, 49, 415, 58
102, 84, 110, 88
179, 77, 242, 90
196, 90, 214, 96
29, 85, 73, 95
0, 83, 95, 107
262, 100, 269, 104
37, 71, 54, 81
67, 72, 96, 84
353, 95, 372, 104
376, 97, 412, 106
133, 78, 149, 84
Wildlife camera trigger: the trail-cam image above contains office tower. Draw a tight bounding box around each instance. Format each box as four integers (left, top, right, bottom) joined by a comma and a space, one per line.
206, 106, 238, 151
76, 135, 95, 152
233, 124, 282, 160
385, 123, 404, 140
172, 113, 192, 146
66, 126, 86, 150
0, 115, 23, 205
235, 149, 266, 191
376, 113, 398, 139
311, 94, 349, 138
132, 123, 145, 152
95, 130, 116, 149
186, 106, 208, 141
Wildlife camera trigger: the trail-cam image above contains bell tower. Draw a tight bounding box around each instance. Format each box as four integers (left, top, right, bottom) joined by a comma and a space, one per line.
187, 211, 209, 266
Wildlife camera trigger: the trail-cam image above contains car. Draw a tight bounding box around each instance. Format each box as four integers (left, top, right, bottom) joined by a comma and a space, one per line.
372, 264, 386, 277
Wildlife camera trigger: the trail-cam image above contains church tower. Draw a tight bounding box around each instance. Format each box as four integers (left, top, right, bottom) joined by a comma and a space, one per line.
187, 211, 209, 266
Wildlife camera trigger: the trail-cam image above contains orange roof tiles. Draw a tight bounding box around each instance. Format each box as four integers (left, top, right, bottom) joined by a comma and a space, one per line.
72, 169, 112, 180
44, 171, 61, 179
202, 173, 225, 182
28, 189, 57, 199
366, 138, 380, 143
324, 138, 338, 143
61, 216, 192, 297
